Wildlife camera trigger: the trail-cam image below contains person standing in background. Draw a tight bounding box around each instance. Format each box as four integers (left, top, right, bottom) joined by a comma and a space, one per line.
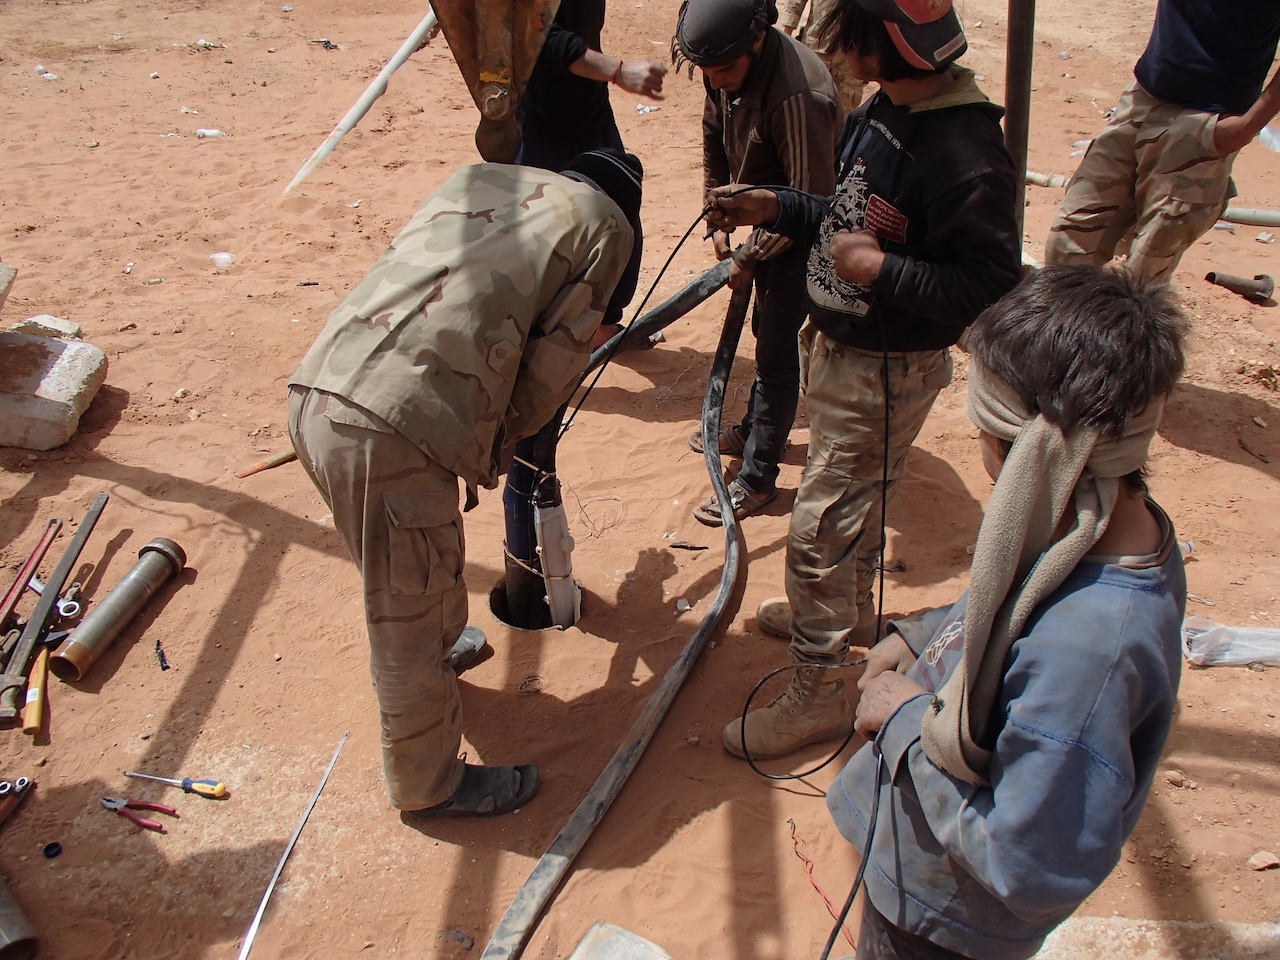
1045, 0, 1280, 284
673, 0, 839, 526
705, 0, 1021, 760
778, 0, 868, 112
518, 0, 666, 344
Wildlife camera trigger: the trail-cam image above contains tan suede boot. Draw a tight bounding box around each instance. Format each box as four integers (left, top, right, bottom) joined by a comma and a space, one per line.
722, 665, 853, 760
755, 596, 882, 648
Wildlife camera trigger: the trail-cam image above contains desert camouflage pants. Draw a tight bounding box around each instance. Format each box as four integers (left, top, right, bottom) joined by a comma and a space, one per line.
785, 325, 951, 664
288, 386, 467, 811
819, 49, 868, 115
1045, 80, 1236, 284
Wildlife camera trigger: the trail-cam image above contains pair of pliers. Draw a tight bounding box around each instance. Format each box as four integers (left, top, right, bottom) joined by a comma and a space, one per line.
101, 796, 178, 832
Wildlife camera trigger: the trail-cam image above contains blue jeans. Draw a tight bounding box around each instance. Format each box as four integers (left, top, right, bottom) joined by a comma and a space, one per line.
734, 245, 809, 495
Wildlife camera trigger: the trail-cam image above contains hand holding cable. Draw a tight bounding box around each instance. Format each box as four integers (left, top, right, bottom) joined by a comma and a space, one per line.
854, 672, 927, 739
706, 183, 782, 231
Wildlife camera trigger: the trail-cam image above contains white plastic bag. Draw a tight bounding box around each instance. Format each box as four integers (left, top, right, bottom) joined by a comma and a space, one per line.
1181, 616, 1280, 667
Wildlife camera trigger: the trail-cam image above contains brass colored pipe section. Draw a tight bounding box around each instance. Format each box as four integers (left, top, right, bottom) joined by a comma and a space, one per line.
50, 538, 186, 682
0, 877, 36, 960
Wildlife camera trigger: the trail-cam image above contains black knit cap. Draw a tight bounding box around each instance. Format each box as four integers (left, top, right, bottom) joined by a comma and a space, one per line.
562, 149, 644, 225
674, 0, 776, 68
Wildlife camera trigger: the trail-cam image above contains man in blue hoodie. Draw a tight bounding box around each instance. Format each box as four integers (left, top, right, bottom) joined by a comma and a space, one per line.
828, 265, 1188, 959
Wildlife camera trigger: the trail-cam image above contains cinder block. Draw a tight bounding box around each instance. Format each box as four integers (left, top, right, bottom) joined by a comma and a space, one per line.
0, 332, 108, 450
0, 262, 15, 314
7, 315, 82, 339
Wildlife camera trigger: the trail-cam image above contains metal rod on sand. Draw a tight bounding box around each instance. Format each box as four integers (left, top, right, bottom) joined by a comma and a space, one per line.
283, 10, 438, 195
237, 732, 348, 960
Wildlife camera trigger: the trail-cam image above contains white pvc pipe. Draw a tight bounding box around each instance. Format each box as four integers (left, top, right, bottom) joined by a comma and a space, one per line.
283, 10, 439, 195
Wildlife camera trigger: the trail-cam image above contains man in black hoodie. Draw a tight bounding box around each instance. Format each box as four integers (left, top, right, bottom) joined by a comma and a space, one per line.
517, 0, 666, 346
708, 0, 1022, 761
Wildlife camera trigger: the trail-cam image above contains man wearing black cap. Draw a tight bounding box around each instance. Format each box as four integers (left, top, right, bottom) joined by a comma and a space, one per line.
706, 0, 1021, 763
287, 152, 640, 821
673, 0, 839, 526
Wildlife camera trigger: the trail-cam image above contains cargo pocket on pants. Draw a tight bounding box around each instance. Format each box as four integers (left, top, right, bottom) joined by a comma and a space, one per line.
383, 493, 464, 599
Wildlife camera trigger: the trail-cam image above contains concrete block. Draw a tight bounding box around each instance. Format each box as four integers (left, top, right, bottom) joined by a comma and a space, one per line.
7, 315, 82, 340
0, 332, 108, 450
0, 262, 15, 314
1039, 917, 1280, 960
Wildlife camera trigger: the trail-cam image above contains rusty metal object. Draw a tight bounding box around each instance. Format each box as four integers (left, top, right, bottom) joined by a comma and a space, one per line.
1205, 271, 1275, 304
50, 538, 186, 683
1, 518, 62, 635
430, 0, 560, 160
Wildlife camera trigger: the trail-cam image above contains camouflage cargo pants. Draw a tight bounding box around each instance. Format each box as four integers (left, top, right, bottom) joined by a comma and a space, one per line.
785, 325, 951, 664
288, 386, 467, 811
1045, 80, 1236, 284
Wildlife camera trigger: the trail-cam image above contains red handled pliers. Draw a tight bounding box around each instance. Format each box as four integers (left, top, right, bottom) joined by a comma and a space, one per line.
101, 796, 178, 832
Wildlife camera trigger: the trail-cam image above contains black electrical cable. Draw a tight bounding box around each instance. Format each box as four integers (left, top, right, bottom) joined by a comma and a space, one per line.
818, 749, 885, 960
524, 185, 838, 487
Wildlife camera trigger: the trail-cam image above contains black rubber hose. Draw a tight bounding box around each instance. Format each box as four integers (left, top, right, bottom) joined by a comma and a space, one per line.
581, 259, 731, 379
478, 282, 753, 960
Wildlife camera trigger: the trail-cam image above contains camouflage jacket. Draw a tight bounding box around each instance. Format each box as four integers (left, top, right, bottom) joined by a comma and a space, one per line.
290, 163, 633, 499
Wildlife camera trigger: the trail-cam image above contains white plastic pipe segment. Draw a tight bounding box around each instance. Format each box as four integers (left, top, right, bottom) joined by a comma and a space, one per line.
283, 9, 439, 195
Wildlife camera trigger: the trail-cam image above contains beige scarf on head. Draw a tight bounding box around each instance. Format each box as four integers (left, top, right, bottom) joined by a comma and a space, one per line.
919, 361, 1165, 786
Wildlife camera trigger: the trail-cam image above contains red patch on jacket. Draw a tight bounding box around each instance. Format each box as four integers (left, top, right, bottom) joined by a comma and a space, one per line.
865, 195, 908, 244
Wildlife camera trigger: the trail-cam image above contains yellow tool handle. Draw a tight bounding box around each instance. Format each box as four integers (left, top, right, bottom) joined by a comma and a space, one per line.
21, 647, 49, 735
185, 779, 228, 798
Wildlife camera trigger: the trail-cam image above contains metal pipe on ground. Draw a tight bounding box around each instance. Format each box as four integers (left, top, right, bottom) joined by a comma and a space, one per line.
1222, 207, 1280, 227
283, 10, 439, 194
478, 283, 753, 960
0, 877, 36, 960
50, 538, 186, 682
1026, 170, 1068, 188
1004, 0, 1037, 242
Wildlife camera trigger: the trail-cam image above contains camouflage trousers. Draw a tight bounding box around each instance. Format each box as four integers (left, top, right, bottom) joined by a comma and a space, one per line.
1045, 80, 1236, 285
288, 386, 467, 811
818, 48, 868, 115
785, 325, 952, 664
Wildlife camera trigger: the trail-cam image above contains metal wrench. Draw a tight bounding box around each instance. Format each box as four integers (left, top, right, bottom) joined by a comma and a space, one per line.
26, 577, 82, 621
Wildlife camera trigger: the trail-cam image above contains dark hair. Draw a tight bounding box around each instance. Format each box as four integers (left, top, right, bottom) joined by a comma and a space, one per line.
968, 264, 1186, 469
813, 1, 938, 81
671, 0, 776, 78
969, 266, 1186, 495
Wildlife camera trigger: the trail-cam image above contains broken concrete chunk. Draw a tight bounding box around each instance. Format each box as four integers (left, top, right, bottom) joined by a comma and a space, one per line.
0, 262, 15, 313
0, 332, 108, 450
1248, 850, 1279, 871
7, 315, 82, 340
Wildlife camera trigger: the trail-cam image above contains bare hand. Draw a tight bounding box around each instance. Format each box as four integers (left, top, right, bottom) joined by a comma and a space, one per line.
854, 672, 926, 738
830, 228, 885, 286
617, 59, 667, 99
727, 258, 755, 290
1213, 114, 1258, 155
859, 632, 915, 690
711, 229, 733, 261
707, 184, 780, 231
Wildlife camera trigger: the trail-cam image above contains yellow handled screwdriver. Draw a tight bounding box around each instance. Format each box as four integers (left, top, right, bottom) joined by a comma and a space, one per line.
123, 770, 228, 799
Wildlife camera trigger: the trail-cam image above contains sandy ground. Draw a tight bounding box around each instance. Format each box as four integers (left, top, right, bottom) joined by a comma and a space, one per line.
0, 0, 1278, 957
